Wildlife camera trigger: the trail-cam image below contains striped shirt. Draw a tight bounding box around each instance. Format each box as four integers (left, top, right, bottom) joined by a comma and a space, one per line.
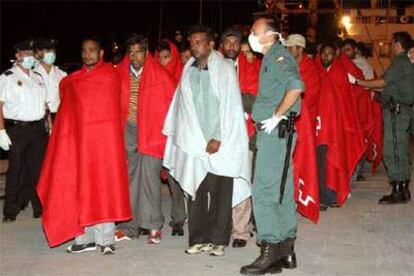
127, 66, 142, 124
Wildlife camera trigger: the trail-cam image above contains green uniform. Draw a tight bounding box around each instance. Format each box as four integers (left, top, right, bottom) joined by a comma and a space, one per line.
381, 52, 414, 182
252, 42, 304, 243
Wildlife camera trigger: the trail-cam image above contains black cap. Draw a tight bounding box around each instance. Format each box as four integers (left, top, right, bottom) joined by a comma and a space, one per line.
220, 28, 242, 42
36, 38, 58, 50
14, 39, 35, 52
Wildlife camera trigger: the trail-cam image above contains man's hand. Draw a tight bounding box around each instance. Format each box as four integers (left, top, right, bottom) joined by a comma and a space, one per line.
348, 73, 357, 84
0, 129, 12, 151
206, 139, 221, 154
260, 114, 287, 134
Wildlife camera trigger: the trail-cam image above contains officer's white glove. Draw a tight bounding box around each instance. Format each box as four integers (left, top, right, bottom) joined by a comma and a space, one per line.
260, 114, 287, 134
0, 129, 12, 151
348, 73, 357, 84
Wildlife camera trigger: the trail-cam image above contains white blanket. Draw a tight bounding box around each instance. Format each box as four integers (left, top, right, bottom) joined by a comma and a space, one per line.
163, 50, 251, 207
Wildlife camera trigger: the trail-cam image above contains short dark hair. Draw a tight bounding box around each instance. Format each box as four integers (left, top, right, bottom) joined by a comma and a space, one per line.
392, 32, 412, 51
342, 38, 357, 49
157, 41, 171, 53
320, 43, 336, 53
125, 33, 148, 52
82, 35, 103, 49
255, 16, 279, 32
188, 25, 215, 42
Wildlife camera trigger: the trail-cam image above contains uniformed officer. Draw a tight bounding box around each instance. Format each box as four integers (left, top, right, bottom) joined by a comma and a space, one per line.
349, 32, 414, 204
240, 17, 304, 275
33, 38, 67, 123
0, 39, 48, 222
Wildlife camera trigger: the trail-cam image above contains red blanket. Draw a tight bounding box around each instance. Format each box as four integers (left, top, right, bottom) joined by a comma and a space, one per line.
117, 54, 177, 158
339, 52, 374, 141
238, 53, 261, 137
293, 55, 320, 223
156, 39, 183, 83
37, 61, 132, 247
315, 57, 366, 205
293, 105, 320, 223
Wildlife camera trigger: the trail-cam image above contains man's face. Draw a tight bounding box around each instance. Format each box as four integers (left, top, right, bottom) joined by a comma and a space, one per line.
81, 40, 103, 67
241, 43, 254, 62
158, 49, 171, 67
128, 43, 147, 70
343, 44, 356, 59
189, 32, 213, 59
180, 49, 192, 64
175, 33, 183, 42
321, 46, 335, 68
287, 45, 301, 60
221, 36, 241, 60
408, 47, 414, 64
15, 50, 34, 62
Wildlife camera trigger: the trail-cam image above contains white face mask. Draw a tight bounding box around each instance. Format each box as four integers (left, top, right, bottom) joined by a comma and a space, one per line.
248, 31, 286, 53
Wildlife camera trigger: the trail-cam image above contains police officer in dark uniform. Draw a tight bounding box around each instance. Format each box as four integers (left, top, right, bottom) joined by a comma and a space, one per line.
349, 32, 414, 204
0, 40, 48, 222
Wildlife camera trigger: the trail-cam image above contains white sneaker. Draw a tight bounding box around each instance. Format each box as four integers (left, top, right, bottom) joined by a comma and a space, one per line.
210, 245, 226, 256
185, 244, 205, 254
201, 243, 214, 252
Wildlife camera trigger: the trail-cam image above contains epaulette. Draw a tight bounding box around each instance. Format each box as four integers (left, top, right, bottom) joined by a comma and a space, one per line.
3, 70, 13, 76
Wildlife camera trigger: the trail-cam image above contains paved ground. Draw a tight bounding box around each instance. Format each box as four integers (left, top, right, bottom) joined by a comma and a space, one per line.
0, 165, 413, 276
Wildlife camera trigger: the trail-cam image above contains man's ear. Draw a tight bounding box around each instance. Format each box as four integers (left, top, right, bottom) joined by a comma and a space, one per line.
15, 52, 20, 61
99, 49, 104, 59
209, 40, 215, 49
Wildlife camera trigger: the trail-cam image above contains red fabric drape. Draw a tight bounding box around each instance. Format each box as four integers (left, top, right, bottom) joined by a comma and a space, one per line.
117, 54, 177, 159
37, 61, 132, 247
155, 39, 183, 83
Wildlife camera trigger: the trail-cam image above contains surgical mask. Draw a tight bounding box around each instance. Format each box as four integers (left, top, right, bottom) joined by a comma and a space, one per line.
43, 52, 56, 65
21, 56, 35, 69
248, 31, 286, 53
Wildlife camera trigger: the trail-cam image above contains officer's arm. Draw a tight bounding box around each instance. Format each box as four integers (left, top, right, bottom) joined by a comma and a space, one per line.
356, 78, 386, 90
274, 90, 302, 116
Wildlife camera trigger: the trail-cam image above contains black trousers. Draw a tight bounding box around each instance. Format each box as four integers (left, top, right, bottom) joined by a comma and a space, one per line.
188, 173, 233, 246
317, 145, 337, 205
3, 121, 47, 218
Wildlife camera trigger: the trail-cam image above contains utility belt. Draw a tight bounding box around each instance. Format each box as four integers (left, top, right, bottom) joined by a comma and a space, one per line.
5, 119, 44, 128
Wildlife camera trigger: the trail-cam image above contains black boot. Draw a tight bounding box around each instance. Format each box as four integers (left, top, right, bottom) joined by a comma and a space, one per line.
280, 238, 297, 269
402, 180, 411, 201
240, 242, 282, 275
378, 182, 407, 204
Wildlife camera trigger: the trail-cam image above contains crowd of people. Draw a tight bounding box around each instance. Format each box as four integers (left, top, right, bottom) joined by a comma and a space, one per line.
1, 15, 414, 275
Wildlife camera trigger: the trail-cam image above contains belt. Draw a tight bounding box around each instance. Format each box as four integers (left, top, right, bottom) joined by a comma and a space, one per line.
5, 119, 43, 128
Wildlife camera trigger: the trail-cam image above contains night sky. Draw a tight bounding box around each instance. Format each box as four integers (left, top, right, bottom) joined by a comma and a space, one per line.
0, 0, 261, 71
1, 0, 411, 71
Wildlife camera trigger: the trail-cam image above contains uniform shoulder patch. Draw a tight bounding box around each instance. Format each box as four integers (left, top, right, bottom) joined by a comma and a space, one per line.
3, 70, 13, 76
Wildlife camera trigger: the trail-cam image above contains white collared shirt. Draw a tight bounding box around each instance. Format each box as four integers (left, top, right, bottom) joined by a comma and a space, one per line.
0, 65, 47, 121
33, 63, 67, 113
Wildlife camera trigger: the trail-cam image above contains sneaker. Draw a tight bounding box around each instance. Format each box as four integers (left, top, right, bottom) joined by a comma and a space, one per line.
100, 244, 115, 255
115, 230, 132, 242
201, 243, 214, 252
185, 244, 205, 254
66, 243, 97, 254
147, 230, 162, 244
210, 245, 226, 256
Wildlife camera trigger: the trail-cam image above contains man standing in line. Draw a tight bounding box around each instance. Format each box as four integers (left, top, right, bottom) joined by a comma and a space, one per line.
115, 34, 177, 243
37, 36, 131, 255
163, 25, 251, 257
220, 28, 261, 249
